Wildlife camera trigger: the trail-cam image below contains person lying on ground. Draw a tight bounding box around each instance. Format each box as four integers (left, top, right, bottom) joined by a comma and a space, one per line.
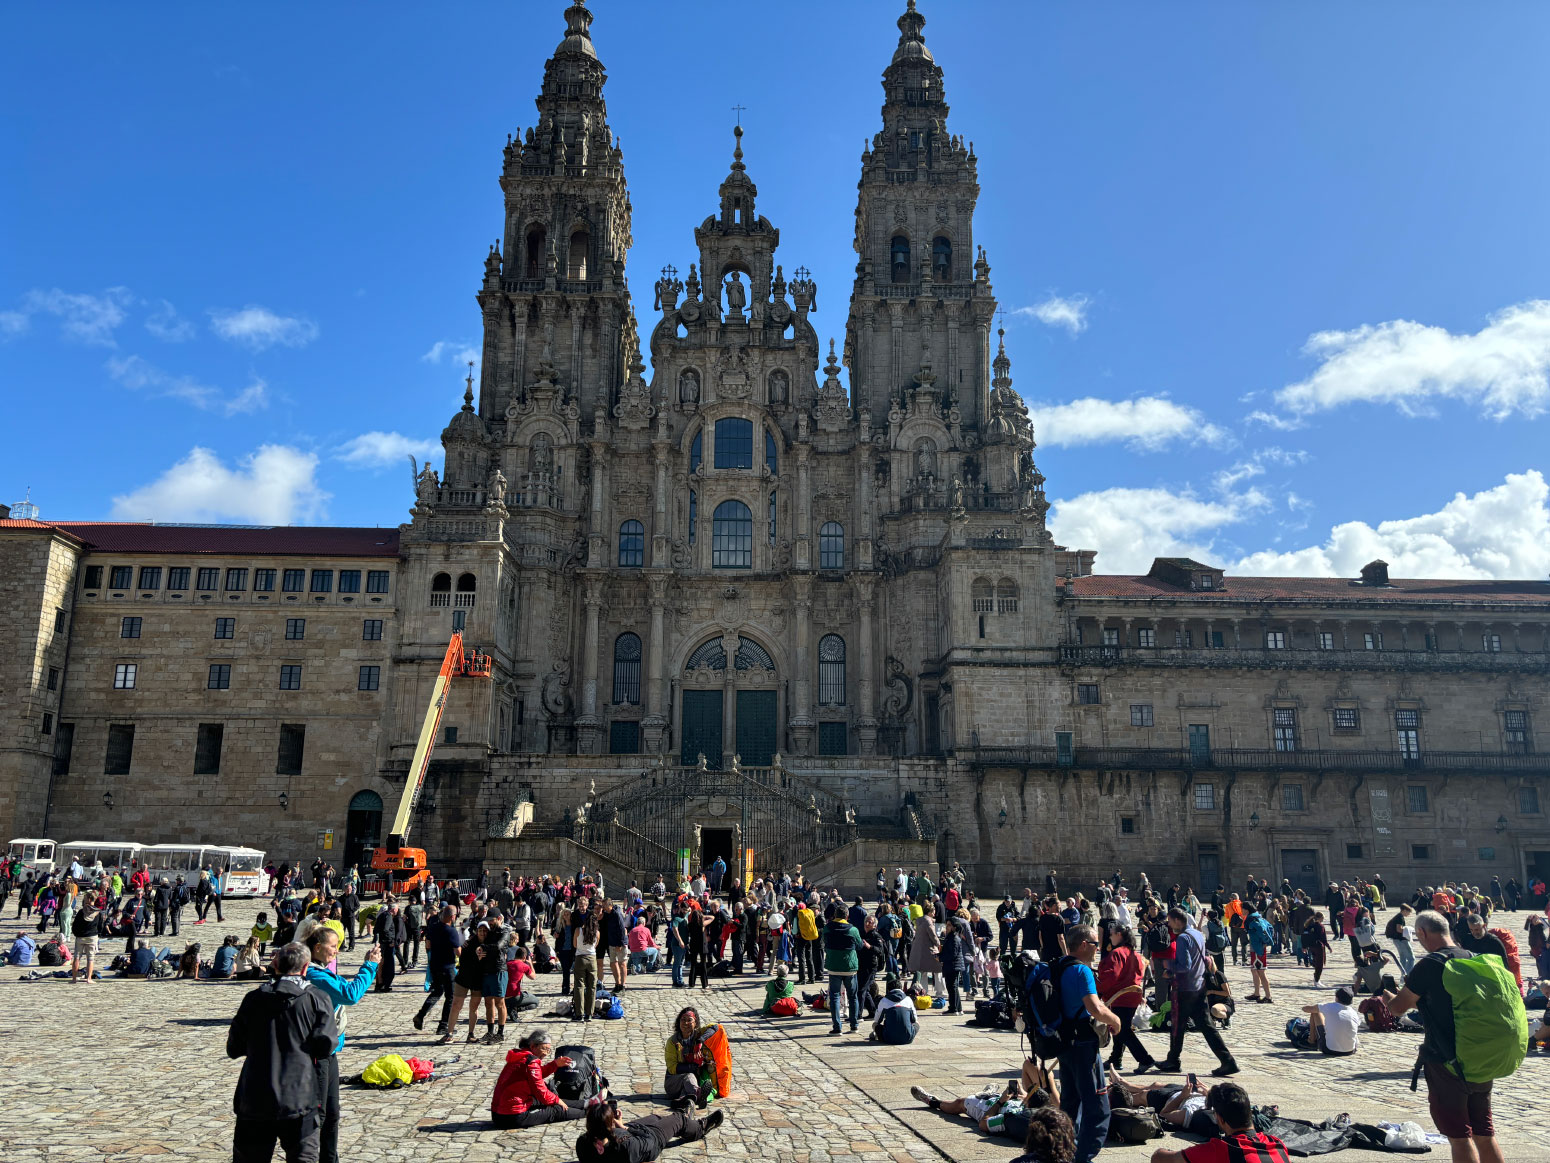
1145, 1082, 1291, 1163
1106, 1069, 1220, 1137
909, 1058, 1052, 1142
573, 1098, 723, 1163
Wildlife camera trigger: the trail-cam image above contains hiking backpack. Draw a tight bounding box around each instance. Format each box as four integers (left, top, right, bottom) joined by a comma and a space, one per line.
1020, 954, 1077, 1057
1441, 954, 1528, 1083
1108, 1107, 1164, 1144
552, 1045, 606, 1102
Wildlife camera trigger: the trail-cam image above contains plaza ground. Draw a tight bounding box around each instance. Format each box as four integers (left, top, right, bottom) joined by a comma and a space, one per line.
2, 897, 1544, 1162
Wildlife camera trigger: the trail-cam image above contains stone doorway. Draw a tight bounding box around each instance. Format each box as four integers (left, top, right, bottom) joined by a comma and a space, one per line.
1280, 848, 1320, 895
700, 827, 735, 879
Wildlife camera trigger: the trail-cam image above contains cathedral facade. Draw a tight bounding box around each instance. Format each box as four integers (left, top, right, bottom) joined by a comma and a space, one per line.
3, 3, 1547, 899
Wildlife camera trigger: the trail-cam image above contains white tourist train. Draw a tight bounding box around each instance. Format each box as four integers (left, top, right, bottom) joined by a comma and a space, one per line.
18, 839, 267, 897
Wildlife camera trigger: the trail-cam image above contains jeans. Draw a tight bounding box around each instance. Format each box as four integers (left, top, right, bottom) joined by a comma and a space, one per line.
944, 973, 962, 1014
828, 972, 859, 1031
668, 945, 685, 987
572, 954, 598, 1018
628, 949, 659, 974
1057, 1039, 1111, 1163
558, 948, 575, 994
961, 963, 976, 998
1393, 938, 1415, 975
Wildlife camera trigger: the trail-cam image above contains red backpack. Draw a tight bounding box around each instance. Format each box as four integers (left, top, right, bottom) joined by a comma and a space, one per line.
769, 996, 798, 1016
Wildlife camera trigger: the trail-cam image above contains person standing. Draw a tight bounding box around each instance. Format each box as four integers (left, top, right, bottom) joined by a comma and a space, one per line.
823, 903, 863, 1033
151, 878, 170, 937
1246, 909, 1275, 1004
303, 930, 378, 1163
227, 942, 339, 1163
372, 901, 403, 991
1158, 907, 1239, 1077
1099, 924, 1156, 1073
604, 898, 630, 994
572, 908, 601, 1019
1304, 910, 1332, 985
70, 891, 106, 984
1057, 924, 1122, 1163
414, 905, 463, 1036
402, 898, 424, 969
338, 884, 360, 952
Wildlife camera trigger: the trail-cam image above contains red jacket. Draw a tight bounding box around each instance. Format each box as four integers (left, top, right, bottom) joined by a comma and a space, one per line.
491, 1049, 562, 1115
1097, 946, 1145, 1003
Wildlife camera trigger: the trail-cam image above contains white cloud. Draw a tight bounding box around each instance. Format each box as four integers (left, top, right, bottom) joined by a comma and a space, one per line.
1232, 470, 1550, 579
144, 299, 195, 342
1212, 447, 1307, 491
1273, 299, 1550, 421
1050, 485, 1269, 574
422, 340, 481, 367
1245, 409, 1305, 431
112, 445, 328, 525
1029, 396, 1228, 451
335, 431, 441, 469
1015, 293, 1091, 335
9, 287, 133, 346
208, 305, 319, 351
106, 354, 268, 416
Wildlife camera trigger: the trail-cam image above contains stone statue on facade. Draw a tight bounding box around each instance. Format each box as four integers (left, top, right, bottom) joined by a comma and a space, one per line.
724, 271, 746, 316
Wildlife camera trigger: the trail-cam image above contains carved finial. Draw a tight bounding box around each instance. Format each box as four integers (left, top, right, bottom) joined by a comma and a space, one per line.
462, 361, 475, 410
730, 124, 745, 172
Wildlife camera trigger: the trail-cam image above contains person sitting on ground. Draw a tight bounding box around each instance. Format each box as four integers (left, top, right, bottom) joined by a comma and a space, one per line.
573, 1098, 723, 1163
910, 1059, 1051, 1142
870, 978, 919, 1044
207, 934, 240, 979
1460, 914, 1509, 962
125, 938, 154, 977
233, 936, 267, 980
663, 1006, 721, 1110
1290, 986, 1361, 1055
1106, 1069, 1221, 1136
490, 1028, 588, 1128
762, 963, 796, 1013
1146, 1082, 1291, 1163
505, 944, 537, 1011
1010, 1106, 1078, 1163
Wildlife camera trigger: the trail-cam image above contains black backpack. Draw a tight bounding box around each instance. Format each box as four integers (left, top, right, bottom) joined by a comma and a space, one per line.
1021, 954, 1078, 1058
1145, 924, 1173, 957
551, 1045, 606, 1102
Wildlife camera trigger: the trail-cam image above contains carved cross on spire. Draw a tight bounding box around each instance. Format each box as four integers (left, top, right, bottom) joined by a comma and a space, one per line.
731, 103, 747, 126
462, 360, 475, 410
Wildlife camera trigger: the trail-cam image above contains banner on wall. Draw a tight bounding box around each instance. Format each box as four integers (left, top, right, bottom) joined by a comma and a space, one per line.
678, 847, 691, 883
744, 848, 755, 890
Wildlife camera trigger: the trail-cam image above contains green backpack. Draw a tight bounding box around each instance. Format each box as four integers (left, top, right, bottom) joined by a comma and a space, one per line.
1441, 954, 1528, 1083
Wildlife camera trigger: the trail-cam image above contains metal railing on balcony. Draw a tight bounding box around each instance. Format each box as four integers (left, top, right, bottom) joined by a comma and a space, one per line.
1059, 644, 1550, 673
960, 744, 1550, 775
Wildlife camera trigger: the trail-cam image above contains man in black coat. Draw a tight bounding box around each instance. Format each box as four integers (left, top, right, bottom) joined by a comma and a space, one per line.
227, 941, 338, 1163
338, 886, 359, 951
373, 902, 402, 991
152, 878, 170, 937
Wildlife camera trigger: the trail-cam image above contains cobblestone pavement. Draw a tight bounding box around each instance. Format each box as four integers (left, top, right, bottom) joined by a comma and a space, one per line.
2, 899, 1544, 1162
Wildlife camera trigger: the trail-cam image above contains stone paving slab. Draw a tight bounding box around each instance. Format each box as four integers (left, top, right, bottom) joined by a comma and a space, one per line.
1, 900, 1543, 1162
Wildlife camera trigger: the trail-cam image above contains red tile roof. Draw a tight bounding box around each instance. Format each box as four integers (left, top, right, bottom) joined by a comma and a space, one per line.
1069, 573, 1550, 606
16, 521, 401, 558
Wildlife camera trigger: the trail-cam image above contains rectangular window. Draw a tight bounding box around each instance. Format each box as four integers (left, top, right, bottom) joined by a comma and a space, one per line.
137, 566, 162, 590
41, 711, 53, 735
1273, 707, 1297, 752
443, 726, 459, 745
1520, 786, 1541, 815
1264, 631, 1286, 650
225, 568, 248, 591
113, 663, 137, 689
1055, 731, 1074, 766
1174, 629, 1193, 648
214, 617, 235, 639
1482, 633, 1502, 652
167, 566, 190, 590
1317, 632, 1335, 650
282, 569, 305, 592
1363, 631, 1383, 650
1505, 710, 1530, 753
84, 565, 103, 589
1424, 633, 1439, 651
713, 417, 754, 469
609, 720, 640, 755
362, 619, 384, 641
253, 569, 276, 592
1332, 707, 1360, 731
194, 723, 223, 776
120, 616, 142, 639
1130, 704, 1154, 727
366, 570, 391, 594
285, 618, 305, 640
105, 723, 136, 775
109, 565, 133, 589
1101, 628, 1119, 646
1120, 816, 1135, 835
1398, 729, 1421, 760
1282, 784, 1305, 811
1077, 683, 1100, 705
1406, 785, 1429, 813
818, 721, 848, 756
1478, 847, 1495, 861
276, 723, 305, 775
207, 664, 231, 689
1412, 844, 1432, 861
1194, 783, 1216, 810
1346, 843, 1364, 860
337, 569, 361, 593
1136, 628, 1156, 648
358, 665, 380, 691
47, 667, 58, 691
1395, 709, 1420, 729
310, 569, 332, 593
52, 722, 74, 776
1209, 630, 1225, 648
196, 567, 219, 591
279, 665, 302, 690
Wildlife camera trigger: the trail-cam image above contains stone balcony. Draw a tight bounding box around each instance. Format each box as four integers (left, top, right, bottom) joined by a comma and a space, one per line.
959, 743, 1550, 776
1058, 643, 1550, 674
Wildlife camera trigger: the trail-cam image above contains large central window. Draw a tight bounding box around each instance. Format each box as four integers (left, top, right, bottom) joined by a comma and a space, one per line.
712, 500, 753, 568
714, 418, 753, 469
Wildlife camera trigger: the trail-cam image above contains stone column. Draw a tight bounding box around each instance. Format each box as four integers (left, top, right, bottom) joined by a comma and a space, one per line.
576, 572, 605, 754
854, 573, 879, 755
587, 426, 607, 567
722, 630, 740, 767
789, 575, 815, 755
643, 572, 670, 752
795, 444, 813, 570
651, 436, 670, 567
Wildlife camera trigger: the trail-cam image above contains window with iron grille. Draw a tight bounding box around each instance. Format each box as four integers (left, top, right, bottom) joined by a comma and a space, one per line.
366, 570, 390, 594
253, 569, 275, 592
1333, 707, 1360, 730
443, 726, 458, 745
138, 566, 162, 590
713, 417, 754, 469
1282, 783, 1305, 811
337, 570, 361, 593
279, 665, 302, 690
310, 570, 332, 593
1406, 785, 1429, 813
612, 633, 642, 704
105, 723, 135, 775
1412, 844, 1432, 860
207, 664, 231, 689
358, 665, 380, 691
54, 608, 65, 632
41, 712, 53, 735
1505, 710, 1530, 752
285, 618, 305, 640
1130, 704, 1153, 727
1120, 816, 1135, 835
362, 619, 383, 641
194, 724, 223, 775
167, 567, 190, 590
47, 667, 58, 691
1194, 783, 1216, 810
109, 565, 133, 589
282, 569, 305, 592
1519, 786, 1541, 814
214, 618, 235, 639
225, 568, 248, 591
617, 520, 644, 567
121, 617, 142, 639
1346, 843, 1364, 860
196, 567, 219, 591
711, 500, 752, 568
819, 522, 844, 570
114, 663, 137, 689
276, 724, 305, 775
819, 721, 848, 756
1273, 707, 1298, 752
818, 635, 846, 705
52, 722, 74, 775
1077, 683, 1100, 705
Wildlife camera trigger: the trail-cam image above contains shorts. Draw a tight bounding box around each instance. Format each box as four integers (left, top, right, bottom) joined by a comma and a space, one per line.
1423, 1060, 1494, 1139
609, 946, 628, 967
964, 1095, 995, 1123
482, 970, 509, 998
1249, 949, 1267, 970
74, 936, 99, 959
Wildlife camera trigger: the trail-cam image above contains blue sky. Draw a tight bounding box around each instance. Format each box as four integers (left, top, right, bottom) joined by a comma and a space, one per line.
4, 2, 1549, 578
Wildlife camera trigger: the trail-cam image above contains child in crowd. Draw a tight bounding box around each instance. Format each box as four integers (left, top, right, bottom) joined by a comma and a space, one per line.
251, 912, 274, 956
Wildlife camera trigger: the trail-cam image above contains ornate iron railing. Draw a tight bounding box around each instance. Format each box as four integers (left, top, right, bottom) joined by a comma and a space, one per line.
1059, 644, 1550, 673
960, 745, 1550, 775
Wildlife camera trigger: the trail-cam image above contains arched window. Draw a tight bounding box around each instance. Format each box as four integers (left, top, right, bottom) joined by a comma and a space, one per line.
712, 500, 753, 568
890, 235, 911, 284
524, 225, 546, 278
971, 577, 993, 612
618, 520, 644, 567
567, 229, 589, 280
820, 522, 845, 570
688, 489, 697, 545
714, 417, 753, 469
689, 429, 702, 474
686, 638, 727, 670
932, 236, 952, 281
765, 427, 778, 474
818, 634, 846, 705
768, 491, 777, 546
996, 577, 1019, 613
612, 632, 642, 704
456, 573, 477, 592
431, 573, 452, 592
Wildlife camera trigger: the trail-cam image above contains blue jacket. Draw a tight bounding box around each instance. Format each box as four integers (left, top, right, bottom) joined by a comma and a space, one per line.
306, 960, 378, 1052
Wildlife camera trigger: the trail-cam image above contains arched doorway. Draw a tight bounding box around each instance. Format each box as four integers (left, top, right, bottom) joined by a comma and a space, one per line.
680, 635, 778, 767
343, 790, 383, 872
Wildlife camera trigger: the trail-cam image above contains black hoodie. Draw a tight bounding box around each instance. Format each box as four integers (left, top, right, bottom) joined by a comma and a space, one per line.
226, 976, 338, 1120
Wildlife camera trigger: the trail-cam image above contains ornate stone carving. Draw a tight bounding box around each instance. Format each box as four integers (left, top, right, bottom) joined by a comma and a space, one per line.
813, 339, 850, 432
541, 662, 572, 717
613, 354, 655, 429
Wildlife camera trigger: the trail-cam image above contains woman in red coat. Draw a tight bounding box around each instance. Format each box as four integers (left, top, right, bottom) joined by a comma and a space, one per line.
1098, 924, 1157, 1072
491, 1029, 588, 1128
